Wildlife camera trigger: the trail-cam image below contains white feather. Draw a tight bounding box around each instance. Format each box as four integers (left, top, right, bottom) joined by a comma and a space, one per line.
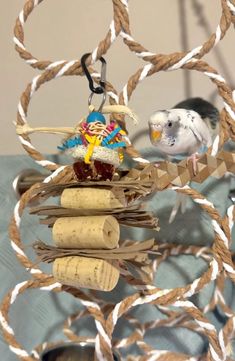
176, 109, 212, 147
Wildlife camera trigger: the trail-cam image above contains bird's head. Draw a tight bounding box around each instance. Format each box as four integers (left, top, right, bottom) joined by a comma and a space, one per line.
148, 110, 180, 145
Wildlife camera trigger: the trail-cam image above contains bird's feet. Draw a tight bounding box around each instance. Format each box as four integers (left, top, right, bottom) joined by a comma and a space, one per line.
186, 153, 200, 175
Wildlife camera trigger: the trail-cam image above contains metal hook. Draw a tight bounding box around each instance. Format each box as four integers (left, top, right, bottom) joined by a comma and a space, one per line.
88, 91, 106, 112
81, 53, 107, 94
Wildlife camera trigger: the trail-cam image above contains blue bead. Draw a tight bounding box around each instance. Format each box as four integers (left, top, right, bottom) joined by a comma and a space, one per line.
86, 111, 106, 124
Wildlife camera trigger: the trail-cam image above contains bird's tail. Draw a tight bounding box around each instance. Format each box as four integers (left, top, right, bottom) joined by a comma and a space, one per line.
169, 193, 187, 223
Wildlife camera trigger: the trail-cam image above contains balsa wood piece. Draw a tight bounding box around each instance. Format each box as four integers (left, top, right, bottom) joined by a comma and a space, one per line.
60, 188, 126, 209
53, 256, 120, 291
52, 215, 120, 249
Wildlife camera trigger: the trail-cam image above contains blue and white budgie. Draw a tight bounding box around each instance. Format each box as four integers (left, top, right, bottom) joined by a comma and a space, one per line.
148, 97, 219, 222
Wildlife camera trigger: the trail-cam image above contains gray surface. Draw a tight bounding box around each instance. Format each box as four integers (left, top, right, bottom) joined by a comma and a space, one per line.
0, 153, 234, 360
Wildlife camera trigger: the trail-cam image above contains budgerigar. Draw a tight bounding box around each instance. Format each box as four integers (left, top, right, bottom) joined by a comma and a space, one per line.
148, 97, 219, 222
148, 108, 212, 158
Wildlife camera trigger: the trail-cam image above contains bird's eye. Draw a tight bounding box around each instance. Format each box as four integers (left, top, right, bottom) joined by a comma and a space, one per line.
168, 121, 172, 127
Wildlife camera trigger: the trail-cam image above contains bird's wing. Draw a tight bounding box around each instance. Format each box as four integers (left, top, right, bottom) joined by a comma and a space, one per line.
179, 109, 212, 147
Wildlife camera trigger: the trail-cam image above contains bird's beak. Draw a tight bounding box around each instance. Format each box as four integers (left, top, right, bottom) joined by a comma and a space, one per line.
151, 129, 162, 141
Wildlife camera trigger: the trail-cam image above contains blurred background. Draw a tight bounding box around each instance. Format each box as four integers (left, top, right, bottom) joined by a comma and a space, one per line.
1, 0, 235, 155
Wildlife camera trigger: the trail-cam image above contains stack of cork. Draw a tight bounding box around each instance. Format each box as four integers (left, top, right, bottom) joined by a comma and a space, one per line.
52, 187, 126, 291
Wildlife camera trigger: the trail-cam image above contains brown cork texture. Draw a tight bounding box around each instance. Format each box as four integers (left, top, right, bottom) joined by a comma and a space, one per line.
52, 215, 120, 249
60, 187, 126, 209
53, 256, 120, 291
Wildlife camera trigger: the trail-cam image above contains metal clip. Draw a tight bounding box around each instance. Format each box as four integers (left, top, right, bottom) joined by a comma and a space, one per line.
81, 53, 106, 94
88, 91, 106, 112
81, 53, 107, 111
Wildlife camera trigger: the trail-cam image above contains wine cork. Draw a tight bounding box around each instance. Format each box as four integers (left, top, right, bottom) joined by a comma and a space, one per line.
60, 188, 126, 209
53, 256, 120, 291
52, 215, 119, 249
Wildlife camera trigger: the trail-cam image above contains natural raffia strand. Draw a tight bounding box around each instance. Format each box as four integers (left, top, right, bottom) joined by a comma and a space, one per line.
1, 1, 235, 361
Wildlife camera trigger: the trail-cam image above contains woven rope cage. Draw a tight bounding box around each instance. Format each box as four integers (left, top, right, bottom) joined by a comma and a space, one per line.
1, 1, 235, 360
